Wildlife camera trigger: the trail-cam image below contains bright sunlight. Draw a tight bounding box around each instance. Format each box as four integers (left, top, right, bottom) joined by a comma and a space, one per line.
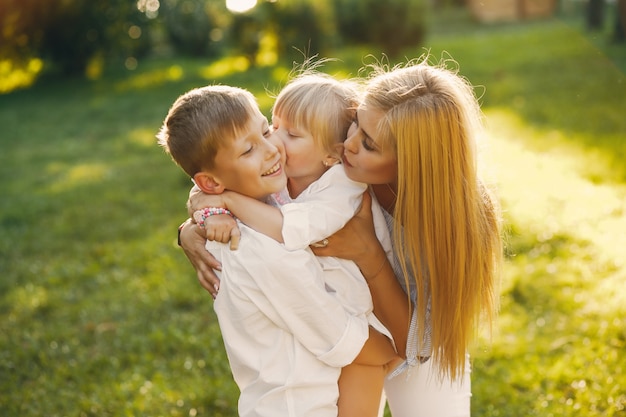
226, 0, 257, 13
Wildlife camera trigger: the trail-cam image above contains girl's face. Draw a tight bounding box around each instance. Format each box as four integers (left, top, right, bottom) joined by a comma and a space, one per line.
342, 106, 397, 185
271, 113, 328, 187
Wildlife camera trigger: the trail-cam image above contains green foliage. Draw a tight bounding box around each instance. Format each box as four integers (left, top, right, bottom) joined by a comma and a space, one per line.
334, 0, 428, 56
6, 0, 151, 76
228, 0, 337, 65
1, 15, 626, 417
160, 0, 223, 57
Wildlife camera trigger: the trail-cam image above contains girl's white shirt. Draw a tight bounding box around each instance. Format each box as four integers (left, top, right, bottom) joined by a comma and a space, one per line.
277, 165, 432, 375
274, 164, 393, 338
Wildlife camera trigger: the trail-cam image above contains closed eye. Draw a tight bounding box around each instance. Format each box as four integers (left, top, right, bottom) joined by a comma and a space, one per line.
362, 136, 376, 151
241, 145, 254, 156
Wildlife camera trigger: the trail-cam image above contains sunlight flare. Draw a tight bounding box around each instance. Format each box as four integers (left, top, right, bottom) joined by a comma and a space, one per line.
226, 0, 257, 13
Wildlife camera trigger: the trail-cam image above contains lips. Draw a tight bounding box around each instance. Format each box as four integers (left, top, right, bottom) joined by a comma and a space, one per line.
262, 162, 281, 176
342, 155, 353, 168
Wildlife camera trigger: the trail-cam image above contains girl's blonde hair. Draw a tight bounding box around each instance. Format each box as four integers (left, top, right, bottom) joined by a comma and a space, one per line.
363, 57, 503, 380
273, 72, 359, 159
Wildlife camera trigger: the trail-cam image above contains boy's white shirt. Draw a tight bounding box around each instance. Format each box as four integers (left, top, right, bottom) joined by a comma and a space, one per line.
205, 165, 393, 416
207, 227, 369, 417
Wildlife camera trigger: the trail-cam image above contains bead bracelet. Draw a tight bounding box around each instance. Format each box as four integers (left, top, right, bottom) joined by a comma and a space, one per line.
193, 207, 234, 228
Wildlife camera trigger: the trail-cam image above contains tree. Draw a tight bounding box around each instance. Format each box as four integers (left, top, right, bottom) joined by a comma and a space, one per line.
1, 0, 151, 77
587, 0, 605, 30
334, 0, 428, 57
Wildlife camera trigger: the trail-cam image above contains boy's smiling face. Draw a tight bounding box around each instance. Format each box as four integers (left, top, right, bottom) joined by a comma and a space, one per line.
208, 110, 287, 200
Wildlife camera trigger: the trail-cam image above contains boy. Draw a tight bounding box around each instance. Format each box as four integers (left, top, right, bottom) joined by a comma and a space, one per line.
157, 85, 397, 417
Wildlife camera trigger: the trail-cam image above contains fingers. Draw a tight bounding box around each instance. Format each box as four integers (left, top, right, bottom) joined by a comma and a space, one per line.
196, 255, 221, 298
310, 238, 330, 256
229, 228, 241, 251
311, 238, 329, 248
197, 268, 220, 299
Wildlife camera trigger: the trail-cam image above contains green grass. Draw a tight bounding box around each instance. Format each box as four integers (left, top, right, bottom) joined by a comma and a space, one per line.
1, 14, 626, 417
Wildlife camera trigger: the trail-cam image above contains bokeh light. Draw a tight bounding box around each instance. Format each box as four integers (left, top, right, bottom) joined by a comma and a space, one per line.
226, 0, 257, 13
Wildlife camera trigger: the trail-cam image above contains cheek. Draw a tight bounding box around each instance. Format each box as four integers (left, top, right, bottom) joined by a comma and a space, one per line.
359, 155, 396, 184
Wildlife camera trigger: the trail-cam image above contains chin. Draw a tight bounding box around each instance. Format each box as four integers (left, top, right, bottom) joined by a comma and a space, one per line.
342, 165, 363, 182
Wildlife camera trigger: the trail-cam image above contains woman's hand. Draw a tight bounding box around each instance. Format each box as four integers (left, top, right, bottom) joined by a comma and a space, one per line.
311, 191, 383, 265
179, 218, 222, 298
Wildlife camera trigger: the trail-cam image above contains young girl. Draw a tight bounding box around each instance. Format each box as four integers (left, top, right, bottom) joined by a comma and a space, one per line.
189, 72, 401, 417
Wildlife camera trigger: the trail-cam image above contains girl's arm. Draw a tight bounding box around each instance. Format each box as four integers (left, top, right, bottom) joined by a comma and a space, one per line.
188, 186, 285, 243
311, 192, 410, 358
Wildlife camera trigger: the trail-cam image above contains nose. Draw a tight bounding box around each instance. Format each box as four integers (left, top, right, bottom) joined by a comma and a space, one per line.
267, 132, 285, 159
343, 122, 358, 153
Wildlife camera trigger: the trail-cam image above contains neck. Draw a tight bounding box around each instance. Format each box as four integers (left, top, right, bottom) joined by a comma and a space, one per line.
372, 183, 397, 214
287, 170, 327, 199
287, 179, 310, 199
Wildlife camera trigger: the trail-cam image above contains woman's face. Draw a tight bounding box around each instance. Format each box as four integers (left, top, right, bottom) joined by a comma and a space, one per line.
342, 106, 397, 185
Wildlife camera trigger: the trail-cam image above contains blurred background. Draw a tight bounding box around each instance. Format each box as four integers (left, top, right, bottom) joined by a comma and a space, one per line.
1, 0, 624, 90
1, 1, 625, 416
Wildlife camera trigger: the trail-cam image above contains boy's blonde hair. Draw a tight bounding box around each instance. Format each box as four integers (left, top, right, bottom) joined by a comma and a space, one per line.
157, 85, 260, 177
273, 72, 359, 159
363, 58, 503, 380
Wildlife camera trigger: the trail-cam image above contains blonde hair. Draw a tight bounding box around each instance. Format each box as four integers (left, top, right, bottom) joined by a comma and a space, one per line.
363, 58, 502, 380
273, 72, 359, 159
157, 85, 259, 177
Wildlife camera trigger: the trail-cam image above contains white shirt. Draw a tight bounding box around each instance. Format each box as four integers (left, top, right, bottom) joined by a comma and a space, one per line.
277, 165, 431, 375
207, 224, 369, 417
274, 165, 394, 337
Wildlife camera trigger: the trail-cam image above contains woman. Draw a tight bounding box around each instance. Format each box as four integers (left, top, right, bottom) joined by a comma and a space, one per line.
178, 57, 503, 416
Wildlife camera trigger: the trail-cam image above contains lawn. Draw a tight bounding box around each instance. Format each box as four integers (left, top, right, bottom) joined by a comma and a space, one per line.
1, 12, 625, 417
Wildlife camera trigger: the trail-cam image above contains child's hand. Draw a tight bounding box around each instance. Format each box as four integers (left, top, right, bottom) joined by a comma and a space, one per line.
194, 211, 241, 250
187, 186, 226, 217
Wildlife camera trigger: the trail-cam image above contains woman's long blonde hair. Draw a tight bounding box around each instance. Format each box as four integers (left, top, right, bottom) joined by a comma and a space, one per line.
363, 57, 503, 380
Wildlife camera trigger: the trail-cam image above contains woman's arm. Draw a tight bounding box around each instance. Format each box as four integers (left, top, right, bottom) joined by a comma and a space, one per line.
178, 218, 222, 298
311, 192, 411, 358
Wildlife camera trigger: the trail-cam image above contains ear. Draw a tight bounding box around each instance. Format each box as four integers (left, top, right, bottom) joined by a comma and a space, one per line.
193, 172, 225, 195
322, 155, 341, 167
